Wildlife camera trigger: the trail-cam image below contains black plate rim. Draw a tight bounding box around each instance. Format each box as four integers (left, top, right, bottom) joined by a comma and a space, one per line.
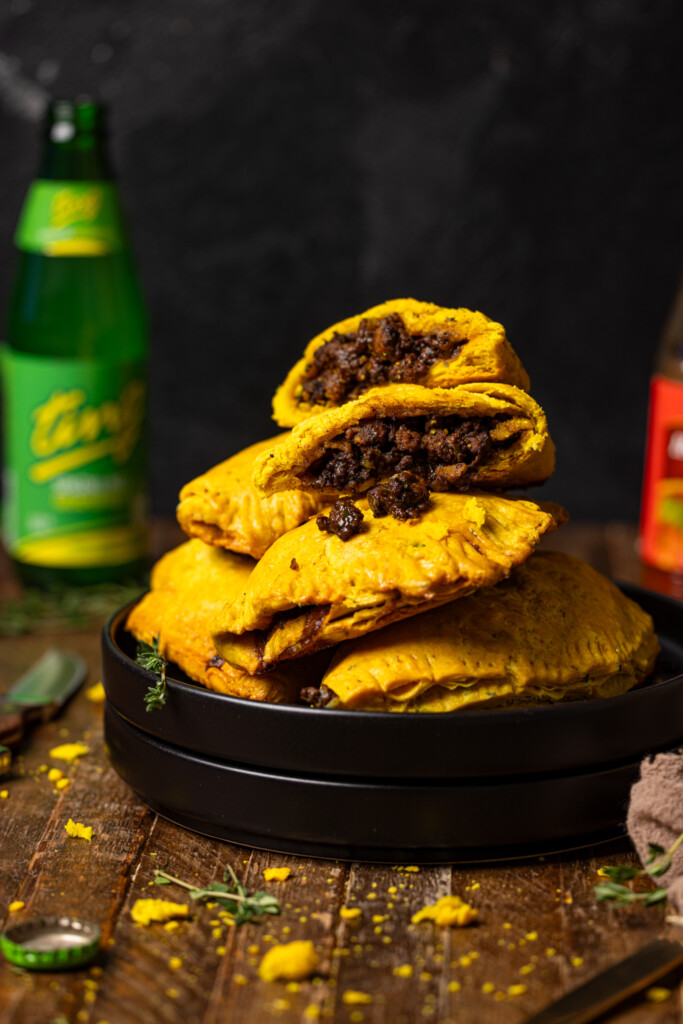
104, 580, 683, 726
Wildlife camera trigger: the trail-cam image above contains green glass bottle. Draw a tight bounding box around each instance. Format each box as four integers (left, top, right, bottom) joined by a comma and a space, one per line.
2, 97, 147, 587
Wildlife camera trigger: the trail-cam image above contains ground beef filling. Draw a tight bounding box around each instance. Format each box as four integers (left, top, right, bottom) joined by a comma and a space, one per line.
300, 684, 334, 708
305, 414, 508, 495
367, 471, 431, 520
316, 497, 364, 541
298, 312, 465, 406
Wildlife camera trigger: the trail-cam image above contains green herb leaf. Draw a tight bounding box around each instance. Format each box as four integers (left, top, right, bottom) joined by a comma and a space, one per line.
644, 888, 669, 906
646, 843, 666, 862
151, 866, 281, 926
136, 635, 168, 711
599, 865, 639, 883
593, 828, 683, 908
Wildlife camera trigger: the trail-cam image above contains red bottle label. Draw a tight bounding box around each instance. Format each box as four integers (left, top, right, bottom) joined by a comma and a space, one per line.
640, 375, 683, 570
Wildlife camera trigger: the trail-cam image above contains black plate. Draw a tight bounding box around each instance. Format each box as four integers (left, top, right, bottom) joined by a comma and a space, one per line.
102, 584, 683, 780
104, 701, 641, 862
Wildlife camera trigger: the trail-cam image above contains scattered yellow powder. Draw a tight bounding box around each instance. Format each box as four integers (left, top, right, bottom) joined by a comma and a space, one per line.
468, 951, 480, 959
481, 982, 495, 994
571, 956, 584, 967
263, 867, 291, 882
49, 742, 89, 762
83, 979, 98, 991
304, 1006, 320, 1020
234, 974, 247, 986
258, 941, 319, 982
85, 681, 106, 702
130, 899, 189, 925
8, 901, 24, 912
212, 928, 222, 939
271, 999, 290, 1012
564, 894, 573, 904
463, 497, 486, 528
545, 947, 557, 957
508, 984, 527, 996
419, 972, 432, 982
372, 914, 388, 924
493, 992, 507, 1002
248, 944, 260, 955
37, 765, 48, 773
216, 946, 226, 956
448, 981, 461, 993
393, 965, 413, 978
404, 866, 420, 872
411, 895, 478, 928
56, 778, 70, 790
525, 932, 538, 941
646, 987, 672, 1003
349, 1013, 364, 1024
163, 921, 179, 932
520, 964, 535, 975
366, 892, 377, 899
168, 957, 182, 970
48, 768, 64, 782
388, 886, 398, 894
166, 989, 179, 999
502, 922, 512, 929
64, 819, 92, 841
342, 991, 372, 1005
286, 982, 301, 993
459, 955, 472, 967
0, 791, 8, 800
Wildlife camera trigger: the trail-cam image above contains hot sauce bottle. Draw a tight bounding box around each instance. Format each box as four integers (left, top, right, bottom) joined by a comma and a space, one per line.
640, 273, 683, 572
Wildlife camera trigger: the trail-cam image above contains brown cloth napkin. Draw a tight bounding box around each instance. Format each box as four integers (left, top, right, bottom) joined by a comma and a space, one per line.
627, 750, 683, 913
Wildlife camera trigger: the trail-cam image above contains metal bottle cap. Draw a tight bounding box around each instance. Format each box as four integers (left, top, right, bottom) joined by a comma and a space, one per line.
0, 916, 101, 971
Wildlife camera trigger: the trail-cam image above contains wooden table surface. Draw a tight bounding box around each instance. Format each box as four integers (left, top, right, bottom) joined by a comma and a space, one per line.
1, 521, 683, 1024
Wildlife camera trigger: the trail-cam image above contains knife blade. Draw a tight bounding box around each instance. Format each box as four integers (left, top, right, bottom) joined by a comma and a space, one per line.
522, 937, 683, 1024
0, 648, 88, 748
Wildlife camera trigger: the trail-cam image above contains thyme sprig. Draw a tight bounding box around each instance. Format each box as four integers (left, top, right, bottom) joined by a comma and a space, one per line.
153, 865, 281, 925
135, 635, 168, 711
594, 830, 683, 907
0, 581, 143, 637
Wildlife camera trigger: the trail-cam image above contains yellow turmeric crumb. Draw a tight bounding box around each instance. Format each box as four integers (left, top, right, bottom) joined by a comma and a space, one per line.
166, 989, 179, 999
286, 982, 301, 993
37, 765, 48, 773
49, 742, 89, 762
366, 892, 377, 899
502, 922, 512, 929
388, 886, 398, 894
163, 921, 179, 932
571, 956, 584, 967
168, 957, 182, 970
130, 899, 189, 925
508, 984, 527, 997
467, 951, 480, 959
271, 999, 290, 1011
372, 914, 388, 924
340, 906, 362, 920
248, 944, 260, 955
263, 867, 291, 882
419, 972, 432, 982
481, 982, 495, 994
48, 768, 64, 782
55, 778, 70, 790
564, 894, 573, 904
303, 1006, 320, 1020
404, 866, 420, 872
85, 681, 106, 702
646, 987, 672, 1003
349, 1013, 364, 1024
342, 991, 372, 1005
8, 901, 24, 912
525, 931, 538, 941
520, 964, 535, 975
64, 818, 92, 841
448, 981, 461, 993
216, 946, 226, 956
545, 947, 557, 956
234, 974, 247, 986
459, 955, 472, 967
258, 941, 318, 982
0, 791, 8, 800
393, 964, 413, 978
411, 895, 478, 928
212, 928, 222, 939
493, 991, 507, 1002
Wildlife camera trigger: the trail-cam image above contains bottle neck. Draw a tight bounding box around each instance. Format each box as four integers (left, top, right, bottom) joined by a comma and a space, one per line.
38, 130, 112, 182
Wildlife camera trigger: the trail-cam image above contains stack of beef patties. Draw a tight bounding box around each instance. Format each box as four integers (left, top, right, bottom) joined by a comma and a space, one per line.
128, 299, 659, 713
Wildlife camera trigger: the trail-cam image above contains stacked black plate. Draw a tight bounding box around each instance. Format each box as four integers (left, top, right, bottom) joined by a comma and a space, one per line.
102, 584, 683, 863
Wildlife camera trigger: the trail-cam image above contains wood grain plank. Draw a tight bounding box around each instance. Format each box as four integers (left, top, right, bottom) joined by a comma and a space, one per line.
0, 693, 154, 1024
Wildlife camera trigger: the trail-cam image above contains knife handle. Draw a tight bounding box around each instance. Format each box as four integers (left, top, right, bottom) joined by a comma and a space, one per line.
0, 711, 24, 747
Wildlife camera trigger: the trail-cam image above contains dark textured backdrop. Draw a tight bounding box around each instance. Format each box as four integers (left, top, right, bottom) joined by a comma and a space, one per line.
1, 0, 682, 521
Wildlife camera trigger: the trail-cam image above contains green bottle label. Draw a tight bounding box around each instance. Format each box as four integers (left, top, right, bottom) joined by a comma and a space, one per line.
1, 347, 147, 568
15, 180, 126, 256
